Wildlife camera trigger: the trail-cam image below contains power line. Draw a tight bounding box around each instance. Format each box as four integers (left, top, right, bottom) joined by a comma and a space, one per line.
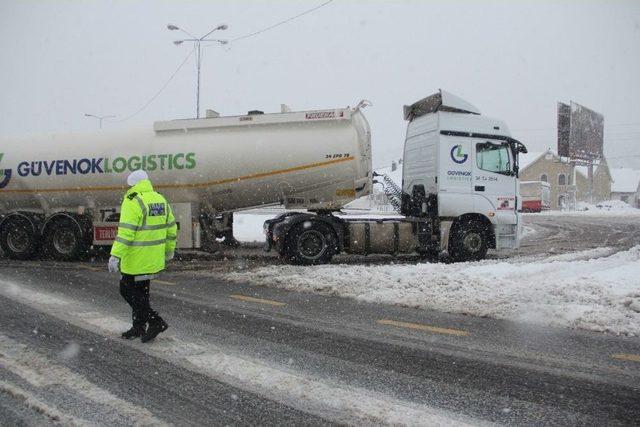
109, 47, 196, 123
229, 0, 335, 44
110, 1, 335, 123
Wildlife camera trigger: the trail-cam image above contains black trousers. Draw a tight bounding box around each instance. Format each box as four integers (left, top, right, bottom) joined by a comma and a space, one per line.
119, 274, 160, 329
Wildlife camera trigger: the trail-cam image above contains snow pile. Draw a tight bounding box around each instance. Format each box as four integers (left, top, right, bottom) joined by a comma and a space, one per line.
593, 200, 637, 211
532, 200, 640, 217
226, 246, 640, 335
521, 225, 537, 238
576, 200, 638, 212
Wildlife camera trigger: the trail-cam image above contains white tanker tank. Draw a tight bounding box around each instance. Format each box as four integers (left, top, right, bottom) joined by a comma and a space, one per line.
0, 104, 372, 259
0, 105, 372, 212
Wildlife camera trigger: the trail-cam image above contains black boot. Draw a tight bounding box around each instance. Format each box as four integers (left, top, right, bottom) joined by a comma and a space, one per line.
141, 317, 168, 343
121, 325, 146, 339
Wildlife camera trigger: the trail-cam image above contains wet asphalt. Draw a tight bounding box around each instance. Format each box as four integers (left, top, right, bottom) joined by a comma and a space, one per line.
0, 214, 639, 425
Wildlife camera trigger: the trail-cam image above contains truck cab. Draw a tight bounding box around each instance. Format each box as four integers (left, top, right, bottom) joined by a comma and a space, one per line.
402, 90, 527, 260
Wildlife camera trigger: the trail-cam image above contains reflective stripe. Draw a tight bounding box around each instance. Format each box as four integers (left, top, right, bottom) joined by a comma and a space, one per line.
115, 236, 134, 245
166, 205, 172, 224
118, 221, 175, 232
118, 222, 138, 231
129, 239, 167, 247
135, 196, 147, 226
139, 222, 175, 231
167, 236, 177, 241
115, 237, 166, 247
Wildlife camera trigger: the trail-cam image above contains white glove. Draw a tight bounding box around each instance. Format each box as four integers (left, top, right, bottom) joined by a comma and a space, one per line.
165, 252, 175, 261
108, 256, 120, 273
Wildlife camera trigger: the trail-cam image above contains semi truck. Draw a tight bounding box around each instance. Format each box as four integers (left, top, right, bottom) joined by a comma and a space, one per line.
0, 90, 527, 264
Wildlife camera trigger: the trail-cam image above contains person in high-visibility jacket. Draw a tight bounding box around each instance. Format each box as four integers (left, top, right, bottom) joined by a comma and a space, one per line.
108, 170, 177, 342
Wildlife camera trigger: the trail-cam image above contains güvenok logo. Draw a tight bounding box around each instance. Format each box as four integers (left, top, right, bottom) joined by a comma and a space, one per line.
0, 153, 13, 189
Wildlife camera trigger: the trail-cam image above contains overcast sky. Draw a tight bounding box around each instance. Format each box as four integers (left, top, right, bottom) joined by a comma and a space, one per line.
1, 0, 639, 169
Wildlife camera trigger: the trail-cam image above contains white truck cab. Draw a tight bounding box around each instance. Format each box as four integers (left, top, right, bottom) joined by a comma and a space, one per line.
265, 90, 527, 264
401, 90, 527, 260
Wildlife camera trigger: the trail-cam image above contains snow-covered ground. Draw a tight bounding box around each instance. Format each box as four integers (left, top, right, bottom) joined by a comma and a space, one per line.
530, 200, 640, 217
226, 246, 640, 336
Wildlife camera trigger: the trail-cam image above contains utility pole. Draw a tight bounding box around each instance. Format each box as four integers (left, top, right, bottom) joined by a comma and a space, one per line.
84, 114, 115, 129
168, 23, 228, 119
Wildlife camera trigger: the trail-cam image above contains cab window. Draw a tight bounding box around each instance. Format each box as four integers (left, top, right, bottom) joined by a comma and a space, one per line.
476, 142, 512, 174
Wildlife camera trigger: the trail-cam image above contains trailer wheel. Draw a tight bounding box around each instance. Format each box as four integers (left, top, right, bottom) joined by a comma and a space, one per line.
43, 218, 87, 261
0, 216, 38, 260
284, 221, 337, 265
448, 221, 488, 262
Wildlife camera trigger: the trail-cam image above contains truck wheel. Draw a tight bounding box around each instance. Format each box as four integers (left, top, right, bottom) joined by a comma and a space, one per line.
44, 218, 86, 261
0, 216, 38, 260
448, 221, 488, 262
284, 221, 337, 265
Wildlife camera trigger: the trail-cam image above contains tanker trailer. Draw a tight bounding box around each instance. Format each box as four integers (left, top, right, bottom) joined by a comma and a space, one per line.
0, 103, 372, 260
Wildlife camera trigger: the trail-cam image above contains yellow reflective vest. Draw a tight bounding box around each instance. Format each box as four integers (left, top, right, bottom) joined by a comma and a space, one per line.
110, 179, 177, 276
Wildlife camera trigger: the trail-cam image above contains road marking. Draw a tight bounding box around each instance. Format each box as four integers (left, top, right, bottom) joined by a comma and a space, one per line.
230, 294, 286, 307
154, 280, 176, 286
612, 353, 640, 363
78, 265, 102, 272
377, 319, 469, 337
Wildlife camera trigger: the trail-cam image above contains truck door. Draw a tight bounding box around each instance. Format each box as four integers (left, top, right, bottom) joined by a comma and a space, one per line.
472, 141, 518, 244
437, 136, 474, 218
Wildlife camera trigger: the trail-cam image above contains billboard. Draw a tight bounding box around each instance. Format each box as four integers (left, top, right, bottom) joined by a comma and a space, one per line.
557, 101, 604, 161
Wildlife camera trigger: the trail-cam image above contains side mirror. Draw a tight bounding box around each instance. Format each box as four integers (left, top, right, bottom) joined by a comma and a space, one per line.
517, 142, 528, 154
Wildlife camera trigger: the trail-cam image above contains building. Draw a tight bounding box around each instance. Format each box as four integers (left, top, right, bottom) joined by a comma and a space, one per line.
609, 168, 640, 207
519, 150, 577, 210
520, 149, 617, 210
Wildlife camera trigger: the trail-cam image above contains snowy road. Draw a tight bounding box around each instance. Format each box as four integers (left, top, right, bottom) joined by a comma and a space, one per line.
1, 214, 640, 425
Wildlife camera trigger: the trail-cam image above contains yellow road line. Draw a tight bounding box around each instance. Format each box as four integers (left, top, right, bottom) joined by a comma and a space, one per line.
78, 265, 102, 272
612, 353, 640, 363
154, 280, 176, 286
377, 319, 469, 337
1, 156, 354, 194
230, 294, 286, 307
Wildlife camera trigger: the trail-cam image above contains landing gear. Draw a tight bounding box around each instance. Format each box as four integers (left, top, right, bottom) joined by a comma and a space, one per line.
283, 220, 337, 265
216, 212, 240, 248
200, 212, 239, 252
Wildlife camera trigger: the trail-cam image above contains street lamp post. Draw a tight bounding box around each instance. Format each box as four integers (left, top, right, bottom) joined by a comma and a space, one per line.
84, 113, 115, 129
168, 23, 228, 119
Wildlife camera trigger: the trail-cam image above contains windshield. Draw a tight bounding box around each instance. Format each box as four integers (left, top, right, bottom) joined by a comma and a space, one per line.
476, 142, 512, 175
